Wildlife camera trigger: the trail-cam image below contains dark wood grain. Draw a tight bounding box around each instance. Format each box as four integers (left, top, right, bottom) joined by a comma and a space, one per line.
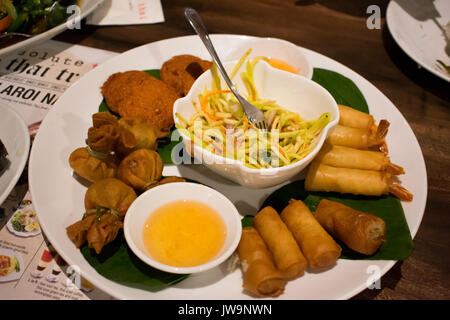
54, 0, 450, 300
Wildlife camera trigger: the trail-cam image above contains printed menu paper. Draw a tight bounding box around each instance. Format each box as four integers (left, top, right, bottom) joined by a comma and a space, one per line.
0, 192, 113, 300
0, 40, 118, 299
86, 0, 165, 26
0, 40, 116, 132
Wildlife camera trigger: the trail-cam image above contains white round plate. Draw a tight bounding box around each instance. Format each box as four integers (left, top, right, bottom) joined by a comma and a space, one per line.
29, 35, 427, 300
0, 0, 105, 56
0, 248, 24, 282
0, 103, 30, 206
386, 0, 450, 82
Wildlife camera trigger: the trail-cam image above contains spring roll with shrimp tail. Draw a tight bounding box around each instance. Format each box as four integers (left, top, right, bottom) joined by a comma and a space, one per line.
305, 162, 413, 201
280, 199, 341, 269
315, 143, 404, 175
237, 227, 286, 297
327, 120, 389, 150
253, 207, 307, 280
315, 199, 386, 255
338, 105, 375, 130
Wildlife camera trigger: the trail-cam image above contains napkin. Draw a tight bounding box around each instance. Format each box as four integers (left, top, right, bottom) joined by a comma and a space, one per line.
86, 0, 165, 26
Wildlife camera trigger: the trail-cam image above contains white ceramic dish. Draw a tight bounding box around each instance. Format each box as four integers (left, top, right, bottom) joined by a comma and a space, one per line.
0, 0, 105, 56
386, 0, 450, 82
225, 37, 314, 79
174, 59, 338, 188
0, 103, 30, 206
124, 183, 242, 274
29, 35, 427, 300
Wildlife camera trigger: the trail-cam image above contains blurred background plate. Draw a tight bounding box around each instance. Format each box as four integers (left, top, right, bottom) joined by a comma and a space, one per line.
386, 0, 450, 82
0, 0, 105, 56
0, 103, 30, 206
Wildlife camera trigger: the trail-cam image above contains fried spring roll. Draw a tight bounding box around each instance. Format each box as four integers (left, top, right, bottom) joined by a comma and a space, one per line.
237, 227, 286, 297
280, 199, 341, 269
315, 143, 404, 175
315, 199, 386, 255
327, 120, 389, 150
253, 207, 307, 280
338, 105, 375, 130
305, 161, 413, 201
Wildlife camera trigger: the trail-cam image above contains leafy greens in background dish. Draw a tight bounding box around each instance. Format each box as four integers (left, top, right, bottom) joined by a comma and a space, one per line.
0, 0, 78, 35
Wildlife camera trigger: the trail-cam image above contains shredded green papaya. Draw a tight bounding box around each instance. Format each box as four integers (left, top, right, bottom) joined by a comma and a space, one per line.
176, 50, 330, 169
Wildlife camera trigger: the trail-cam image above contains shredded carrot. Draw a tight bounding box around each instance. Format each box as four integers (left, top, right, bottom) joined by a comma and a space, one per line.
243, 118, 249, 132
201, 90, 232, 121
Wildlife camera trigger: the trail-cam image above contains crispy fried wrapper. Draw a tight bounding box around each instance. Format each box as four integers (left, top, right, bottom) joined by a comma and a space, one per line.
84, 178, 137, 218
87, 124, 119, 154
92, 111, 118, 128
117, 149, 163, 191
66, 212, 123, 254
68, 178, 137, 254
116, 117, 168, 156
69, 147, 118, 183
144, 176, 186, 191
86, 112, 121, 154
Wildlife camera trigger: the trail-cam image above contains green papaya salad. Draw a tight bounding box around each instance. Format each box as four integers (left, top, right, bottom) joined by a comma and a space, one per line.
175, 49, 330, 169
0, 0, 78, 34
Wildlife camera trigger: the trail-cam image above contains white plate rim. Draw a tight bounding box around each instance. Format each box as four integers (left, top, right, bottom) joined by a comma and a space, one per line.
386, 0, 450, 83
0, 103, 30, 206
28, 34, 428, 300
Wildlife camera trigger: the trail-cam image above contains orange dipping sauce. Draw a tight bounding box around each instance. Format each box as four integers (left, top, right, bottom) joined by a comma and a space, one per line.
267, 57, 299, 74
143, 200, 227, 268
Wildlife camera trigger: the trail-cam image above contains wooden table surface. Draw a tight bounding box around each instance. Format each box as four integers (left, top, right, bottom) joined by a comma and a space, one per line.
53, 0, 450, 300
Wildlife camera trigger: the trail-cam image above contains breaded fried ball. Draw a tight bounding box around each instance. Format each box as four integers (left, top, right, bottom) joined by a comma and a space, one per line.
101, 71, 150, 113
101, 70, 179, 132
160, 54, 213, 97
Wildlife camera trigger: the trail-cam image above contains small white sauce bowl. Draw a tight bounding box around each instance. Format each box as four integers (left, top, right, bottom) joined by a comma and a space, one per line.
224, 37, 313, 79
173, 59, 339, 188
123, 182, 242, 274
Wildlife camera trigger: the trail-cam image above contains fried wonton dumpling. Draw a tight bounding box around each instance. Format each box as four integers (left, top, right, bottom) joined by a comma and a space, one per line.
66, 212, 123, 254
87, 124, 119, 155
92, 111, 118, 128
86, 213, 123, 254
117, 149, 163, 191
67, 214, 96, 249
84, 178, 137, 218
69, 147, 118, 183
86, 112, 121, 154
116, 117, 168, 156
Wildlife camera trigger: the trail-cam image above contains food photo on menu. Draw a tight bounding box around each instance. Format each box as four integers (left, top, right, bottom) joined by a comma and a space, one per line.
0, 0, 449, 306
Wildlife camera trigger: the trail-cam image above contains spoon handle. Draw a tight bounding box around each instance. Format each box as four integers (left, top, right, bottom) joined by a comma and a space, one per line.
184, 8, 240, 97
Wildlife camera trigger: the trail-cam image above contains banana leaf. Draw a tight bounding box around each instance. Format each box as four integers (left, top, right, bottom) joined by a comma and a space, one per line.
81, 233, 187, 292
243, 180, 413, 260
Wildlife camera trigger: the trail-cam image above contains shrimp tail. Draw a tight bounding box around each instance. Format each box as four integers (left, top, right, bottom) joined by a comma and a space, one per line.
389, 184, 413, 201
370, 119, 390, 152
386, 162, 405, 175
379, 141, 389, 155
376, 120, 390, 142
